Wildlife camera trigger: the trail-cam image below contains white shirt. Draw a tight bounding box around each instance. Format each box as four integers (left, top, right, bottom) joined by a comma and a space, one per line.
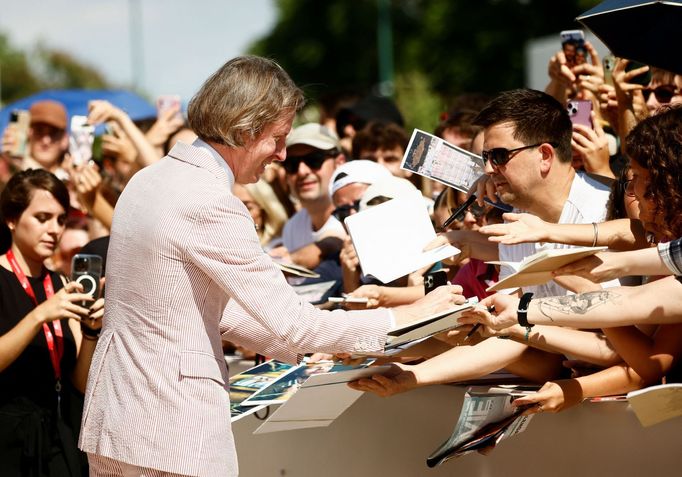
498, 171, 612, 298
282, 208, 346, 252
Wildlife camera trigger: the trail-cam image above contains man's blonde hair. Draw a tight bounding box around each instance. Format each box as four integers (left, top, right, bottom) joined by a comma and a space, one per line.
188, 56, 305, 147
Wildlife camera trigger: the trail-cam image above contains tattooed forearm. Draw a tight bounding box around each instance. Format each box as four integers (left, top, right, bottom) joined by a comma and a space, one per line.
537, 291, 621, 317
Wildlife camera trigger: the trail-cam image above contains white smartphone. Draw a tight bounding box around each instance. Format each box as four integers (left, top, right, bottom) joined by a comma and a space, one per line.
69, 115, 95, 166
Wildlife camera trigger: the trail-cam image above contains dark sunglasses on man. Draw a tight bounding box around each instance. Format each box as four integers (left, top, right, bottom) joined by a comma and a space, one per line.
332, 199, 361, 223
642, 84, 682, 104
481, 142, 557, 167
282, 149, 338, 174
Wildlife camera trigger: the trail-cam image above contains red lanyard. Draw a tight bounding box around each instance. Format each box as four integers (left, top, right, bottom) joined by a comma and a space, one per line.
6, 249, 62, 382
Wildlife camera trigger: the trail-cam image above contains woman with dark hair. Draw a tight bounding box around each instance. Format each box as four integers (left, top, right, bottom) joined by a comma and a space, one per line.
0, 169, 104, 476
461, 106, 682, 413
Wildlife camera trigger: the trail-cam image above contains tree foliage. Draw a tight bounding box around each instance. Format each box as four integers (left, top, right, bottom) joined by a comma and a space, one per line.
0, 32, 109, 107
250, 0, 601, 130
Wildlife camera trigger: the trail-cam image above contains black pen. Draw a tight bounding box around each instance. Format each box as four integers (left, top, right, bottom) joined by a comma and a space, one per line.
441, 194, 477, 230
463, 305, 495, 342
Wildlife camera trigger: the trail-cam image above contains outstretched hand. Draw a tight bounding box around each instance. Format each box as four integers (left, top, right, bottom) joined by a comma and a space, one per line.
478, 212, 548, 245
348, 362, 418, 397
511, 379, 583, 414
553, 251, 625, 283
458, 294, 520, 331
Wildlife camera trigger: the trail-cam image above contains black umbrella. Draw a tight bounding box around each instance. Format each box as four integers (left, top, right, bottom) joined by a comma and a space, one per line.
577, 0, 682, 74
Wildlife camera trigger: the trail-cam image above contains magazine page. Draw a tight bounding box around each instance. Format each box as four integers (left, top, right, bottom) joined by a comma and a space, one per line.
253, 363, 391, 434
401, 129, 485, 193
426, 386, 536, 467
229, 360, 297, 422
627, 383, 682, 427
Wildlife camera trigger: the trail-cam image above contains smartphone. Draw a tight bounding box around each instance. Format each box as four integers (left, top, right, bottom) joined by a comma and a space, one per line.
7, 109, 30, 157
424, 269, 448, 295
71, 254, 103, 307
567, 100, 593, 129
602, 54, 616, 86
624, 60, 652, 86
156, 95, 182, 120
560, 30, 587, 68
69, 115, 95, 166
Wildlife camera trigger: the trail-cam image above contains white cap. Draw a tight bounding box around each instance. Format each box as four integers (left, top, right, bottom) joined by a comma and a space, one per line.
359, 177, 418, 211
328, 160, 392, 198
286, 123, 340, 151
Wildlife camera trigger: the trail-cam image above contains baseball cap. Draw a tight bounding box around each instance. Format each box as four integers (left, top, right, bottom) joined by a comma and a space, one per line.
359, 176, 418, 211
286, 123, 340, 151
29, 100, 68, 130
328, 159, 392, 198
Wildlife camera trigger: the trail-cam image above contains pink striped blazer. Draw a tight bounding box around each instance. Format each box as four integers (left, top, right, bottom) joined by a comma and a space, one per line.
78, 142, 391, 476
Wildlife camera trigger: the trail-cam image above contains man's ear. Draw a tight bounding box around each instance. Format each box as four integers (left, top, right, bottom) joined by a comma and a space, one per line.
538, 143, 555, 174
334, 153, 346, 167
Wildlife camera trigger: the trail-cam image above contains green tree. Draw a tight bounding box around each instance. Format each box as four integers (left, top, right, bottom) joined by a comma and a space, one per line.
0, 32, 110, 107
36, 44, 109, 90
250, 0, 602, 130
0, 33, 42, 105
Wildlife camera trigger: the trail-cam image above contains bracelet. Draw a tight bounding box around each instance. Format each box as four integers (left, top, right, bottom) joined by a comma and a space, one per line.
80, 323, 101, 338
81, 334, 99, 341
517, 292, 534, 328
524, 326, 532, 342
591, 222, 599, 247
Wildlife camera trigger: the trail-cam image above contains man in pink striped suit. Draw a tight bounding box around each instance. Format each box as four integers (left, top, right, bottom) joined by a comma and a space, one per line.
78, 56, 464, 476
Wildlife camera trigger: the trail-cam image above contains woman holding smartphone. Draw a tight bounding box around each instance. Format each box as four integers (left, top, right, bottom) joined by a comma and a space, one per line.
0, 169, 104, 477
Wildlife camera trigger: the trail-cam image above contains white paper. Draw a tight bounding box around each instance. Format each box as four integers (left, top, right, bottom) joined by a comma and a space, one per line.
344, 190, 460, 283
254, 366, 391, 434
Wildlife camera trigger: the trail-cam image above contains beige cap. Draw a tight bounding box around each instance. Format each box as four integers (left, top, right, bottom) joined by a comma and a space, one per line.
286, 123, 340, 151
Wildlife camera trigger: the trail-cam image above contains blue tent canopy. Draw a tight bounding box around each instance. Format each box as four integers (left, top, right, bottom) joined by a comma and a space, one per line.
0, 89, 156, 133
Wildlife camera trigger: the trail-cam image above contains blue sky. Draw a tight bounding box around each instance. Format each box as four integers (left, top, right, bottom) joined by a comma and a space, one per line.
0, 0, 276, 103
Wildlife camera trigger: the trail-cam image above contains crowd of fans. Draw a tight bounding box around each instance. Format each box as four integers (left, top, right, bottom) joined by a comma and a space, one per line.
0, 24, 681, 476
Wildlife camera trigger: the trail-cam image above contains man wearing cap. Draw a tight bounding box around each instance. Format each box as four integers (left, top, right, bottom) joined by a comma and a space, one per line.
271, 122, 347, 271
1, 100, 69, 174
327, 160, 392, 293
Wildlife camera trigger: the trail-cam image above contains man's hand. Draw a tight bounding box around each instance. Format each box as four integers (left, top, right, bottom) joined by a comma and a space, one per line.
393, 284, 465, 328
348, 362, 418, 397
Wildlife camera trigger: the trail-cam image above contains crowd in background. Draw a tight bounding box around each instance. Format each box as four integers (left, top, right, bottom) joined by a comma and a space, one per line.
1, 20, 682, 476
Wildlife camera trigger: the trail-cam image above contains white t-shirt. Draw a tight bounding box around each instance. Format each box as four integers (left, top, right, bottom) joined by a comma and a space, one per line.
498, 171, 612, 298
282, 208, 346, 252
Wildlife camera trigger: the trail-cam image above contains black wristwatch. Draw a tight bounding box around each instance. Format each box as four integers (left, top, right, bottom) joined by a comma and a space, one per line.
517, 292, 534, 328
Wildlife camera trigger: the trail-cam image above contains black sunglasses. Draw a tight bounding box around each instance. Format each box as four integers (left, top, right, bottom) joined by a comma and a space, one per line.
332, 199, 361, 223
283, 150, 336, 174
481, 142, 556, 167
643, 84, 682, 104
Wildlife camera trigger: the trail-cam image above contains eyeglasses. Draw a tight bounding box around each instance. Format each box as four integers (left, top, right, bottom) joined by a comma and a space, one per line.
481, 142, 556, 167
282, 150, 336, 174
643, 84, 682, 104
332, 199, 361, 223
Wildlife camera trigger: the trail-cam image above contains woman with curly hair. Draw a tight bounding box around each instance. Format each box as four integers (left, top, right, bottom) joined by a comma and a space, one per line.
461, 106, 682, 413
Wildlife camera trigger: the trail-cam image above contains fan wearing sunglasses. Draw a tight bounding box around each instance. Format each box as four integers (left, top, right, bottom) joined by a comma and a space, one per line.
644, 68, 682, 113
351, 89, 623, 400
269, 123, 347, 273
